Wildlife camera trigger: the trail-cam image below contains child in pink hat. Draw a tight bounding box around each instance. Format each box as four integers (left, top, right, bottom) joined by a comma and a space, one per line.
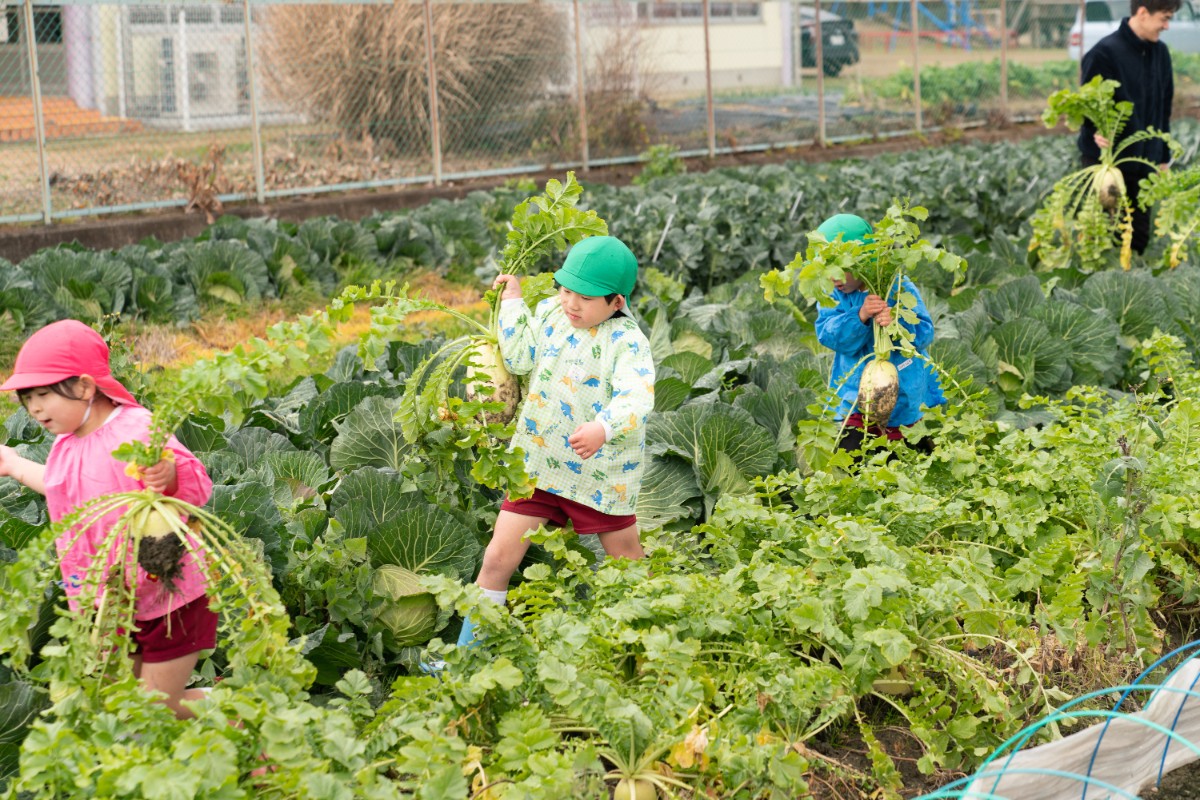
0, 320, 215, 719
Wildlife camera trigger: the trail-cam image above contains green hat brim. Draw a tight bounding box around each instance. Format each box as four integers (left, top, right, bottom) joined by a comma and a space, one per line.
553, 268, 618, 298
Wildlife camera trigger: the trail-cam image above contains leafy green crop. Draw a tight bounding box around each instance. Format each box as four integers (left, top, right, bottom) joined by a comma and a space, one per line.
1032, 77, 1182, 270
1139, 163, 1200, 268
3, 120, 1200, 798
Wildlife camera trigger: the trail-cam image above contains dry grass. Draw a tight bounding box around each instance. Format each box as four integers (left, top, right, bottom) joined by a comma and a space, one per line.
259, 2, 567, 155
158, 273, 488, 370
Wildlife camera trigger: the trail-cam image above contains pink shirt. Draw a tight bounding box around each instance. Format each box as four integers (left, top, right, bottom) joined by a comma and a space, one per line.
42, 405, 214, 620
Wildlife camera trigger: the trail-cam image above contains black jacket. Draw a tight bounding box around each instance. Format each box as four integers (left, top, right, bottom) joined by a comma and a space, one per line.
1078, 18, 1174, 170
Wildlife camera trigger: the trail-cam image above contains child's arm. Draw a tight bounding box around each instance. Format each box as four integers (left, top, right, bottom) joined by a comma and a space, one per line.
899, 280, 935, 350
593, 334, 656, 444
0, 446, 45, 495
494, 275, 538, 377
815, 292, 876, 353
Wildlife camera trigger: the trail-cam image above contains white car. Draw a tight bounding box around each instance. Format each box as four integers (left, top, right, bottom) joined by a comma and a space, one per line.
1069, 0, 1200, 59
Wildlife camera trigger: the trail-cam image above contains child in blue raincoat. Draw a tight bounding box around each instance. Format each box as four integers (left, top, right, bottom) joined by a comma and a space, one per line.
813, 213, 945, 454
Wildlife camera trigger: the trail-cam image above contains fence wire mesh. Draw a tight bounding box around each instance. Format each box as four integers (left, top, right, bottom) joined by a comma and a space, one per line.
0, 0, 1198, 224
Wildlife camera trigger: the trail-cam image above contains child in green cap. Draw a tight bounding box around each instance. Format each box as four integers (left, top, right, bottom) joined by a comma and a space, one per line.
814, 213, 944, 455
458, 235, 656, 647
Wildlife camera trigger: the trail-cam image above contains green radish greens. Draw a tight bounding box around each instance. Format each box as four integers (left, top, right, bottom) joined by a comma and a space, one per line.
359, 173, 606, 494
1032, 76, 1181, 270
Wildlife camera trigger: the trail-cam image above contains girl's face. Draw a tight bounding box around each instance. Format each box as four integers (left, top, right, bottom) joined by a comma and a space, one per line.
558, 286, 623, 329
20, 379, 96, 436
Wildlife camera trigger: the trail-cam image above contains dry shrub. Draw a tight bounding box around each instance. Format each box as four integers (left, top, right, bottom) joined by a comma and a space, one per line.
529, 1, 659, 160
583, 2, 659, 157
260, 2, 567, 156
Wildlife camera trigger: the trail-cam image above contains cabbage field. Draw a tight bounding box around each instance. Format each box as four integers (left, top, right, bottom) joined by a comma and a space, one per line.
0, 113, 1199, 798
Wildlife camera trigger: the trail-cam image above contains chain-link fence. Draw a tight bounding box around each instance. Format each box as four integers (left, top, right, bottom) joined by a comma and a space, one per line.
1, 0, 1197, 225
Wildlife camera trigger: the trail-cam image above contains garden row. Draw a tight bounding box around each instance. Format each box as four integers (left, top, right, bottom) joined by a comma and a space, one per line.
3, 119, 1195, 342
852, 53, 1200, 109
3, 273, 1198, 796
0, 112, 1198, 795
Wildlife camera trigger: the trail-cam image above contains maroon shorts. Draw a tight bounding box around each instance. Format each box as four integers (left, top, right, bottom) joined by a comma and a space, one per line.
845, 412, 905, 441
132, 595, 218, 664
501, 489, 637, 534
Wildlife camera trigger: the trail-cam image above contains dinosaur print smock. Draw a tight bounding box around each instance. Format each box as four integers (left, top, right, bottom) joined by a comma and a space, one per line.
498, 297, 655, 516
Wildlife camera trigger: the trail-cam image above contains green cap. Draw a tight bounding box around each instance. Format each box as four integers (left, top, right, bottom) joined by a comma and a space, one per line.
816, 214, 873, 244
554, 236, 638, 298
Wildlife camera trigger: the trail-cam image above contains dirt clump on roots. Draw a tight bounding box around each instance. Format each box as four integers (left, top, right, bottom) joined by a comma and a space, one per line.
138, 534, 187, 593
134, 506, 188, 594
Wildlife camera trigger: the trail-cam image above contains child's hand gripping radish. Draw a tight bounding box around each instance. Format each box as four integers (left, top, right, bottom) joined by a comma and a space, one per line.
113, 418, 194, 589
132, 451, 178, 494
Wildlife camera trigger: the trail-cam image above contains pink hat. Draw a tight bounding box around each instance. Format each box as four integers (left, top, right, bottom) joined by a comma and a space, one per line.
0, 320, 141, 407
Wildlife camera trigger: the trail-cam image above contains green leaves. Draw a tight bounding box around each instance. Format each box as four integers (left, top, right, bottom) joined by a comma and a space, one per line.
762, 202, 964, 359
989, 318, 1072, 396
329, 395, 410, 473
1079, 270, 1171, 342
1042, 75, 1131, 146
356, 496, 480, 583
1032, 78, 1180, 271
500, 172, 608, 276
647, 404, 777, 515
169, 239, 273, 307
1140, 164, 1200, 268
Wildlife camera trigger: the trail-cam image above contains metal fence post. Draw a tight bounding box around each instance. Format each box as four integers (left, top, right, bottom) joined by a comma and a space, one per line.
23, 0, 52, 224
792, 0, 802, 90
573, 0, 590, 171
814, 0, 825, 146
422, 0, 443, 185
115, 8, 126, 119
1000, 0, 1009, 119
179, 10, 191, 133
243, 0, 266, 204
1078, 0, 1087, 77
910, 0, 922, 134
702, 0, 715, 158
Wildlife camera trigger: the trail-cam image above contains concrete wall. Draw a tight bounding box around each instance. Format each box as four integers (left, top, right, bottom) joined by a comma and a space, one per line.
583, 2, 787, 98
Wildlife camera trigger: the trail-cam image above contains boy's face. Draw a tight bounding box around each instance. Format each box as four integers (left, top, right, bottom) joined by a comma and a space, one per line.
1132, 6, 1173, 41
833, 272, 864, 293
558, 286, 624, 329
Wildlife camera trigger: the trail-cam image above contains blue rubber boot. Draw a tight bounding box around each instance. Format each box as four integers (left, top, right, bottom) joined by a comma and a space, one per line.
418, 655, 446, 676
456, 616, 479, 648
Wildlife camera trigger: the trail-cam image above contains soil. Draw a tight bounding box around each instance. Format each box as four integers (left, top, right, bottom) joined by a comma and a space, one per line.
800, 729, 1200, 799
137, 530, 186, 594
1151, 761, 1200, 800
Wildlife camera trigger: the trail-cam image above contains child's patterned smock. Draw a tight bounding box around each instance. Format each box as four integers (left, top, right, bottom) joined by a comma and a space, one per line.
43, 405, 214, 621
498, 297, 655, 516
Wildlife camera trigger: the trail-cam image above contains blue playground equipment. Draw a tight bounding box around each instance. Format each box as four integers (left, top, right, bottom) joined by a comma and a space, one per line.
828, 1, 996, 50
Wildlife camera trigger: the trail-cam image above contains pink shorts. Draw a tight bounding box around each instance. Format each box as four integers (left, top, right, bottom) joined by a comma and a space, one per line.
501, 489, 637, 534
132, 595, 218, 664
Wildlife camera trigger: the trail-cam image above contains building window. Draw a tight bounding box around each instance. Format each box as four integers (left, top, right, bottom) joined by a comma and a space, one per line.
635, 1, 761, 22
3, 7, 64, 44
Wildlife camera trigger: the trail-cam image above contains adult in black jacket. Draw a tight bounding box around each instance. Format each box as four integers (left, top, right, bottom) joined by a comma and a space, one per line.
1079, 0, 1179, 254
